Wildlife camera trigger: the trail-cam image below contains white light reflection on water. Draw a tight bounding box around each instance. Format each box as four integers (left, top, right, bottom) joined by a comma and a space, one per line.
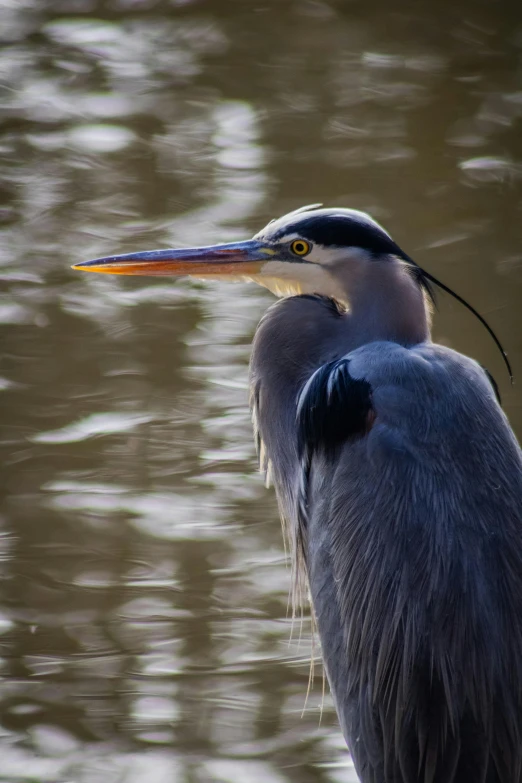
33, 412, 155, 444
67, 124, 137, 153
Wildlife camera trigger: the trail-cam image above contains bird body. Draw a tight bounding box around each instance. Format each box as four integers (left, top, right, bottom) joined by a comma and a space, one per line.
74, 205, 522, 782
253, 317, 522, 782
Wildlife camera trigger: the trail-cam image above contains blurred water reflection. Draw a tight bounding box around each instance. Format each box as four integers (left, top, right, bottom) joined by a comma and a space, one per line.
1, 0, 521, 780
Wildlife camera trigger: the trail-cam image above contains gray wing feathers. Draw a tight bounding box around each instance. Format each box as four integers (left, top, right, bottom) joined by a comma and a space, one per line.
250, 319, 522, 782
301, 342, 522, 783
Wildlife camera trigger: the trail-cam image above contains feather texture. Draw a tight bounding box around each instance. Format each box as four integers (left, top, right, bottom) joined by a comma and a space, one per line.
250, 294, 522, 783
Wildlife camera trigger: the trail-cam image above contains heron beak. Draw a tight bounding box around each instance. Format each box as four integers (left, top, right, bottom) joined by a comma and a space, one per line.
72, 240, 276, 277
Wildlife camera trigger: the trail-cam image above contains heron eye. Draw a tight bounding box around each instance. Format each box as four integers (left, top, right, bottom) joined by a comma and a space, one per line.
290, 239, 311, 256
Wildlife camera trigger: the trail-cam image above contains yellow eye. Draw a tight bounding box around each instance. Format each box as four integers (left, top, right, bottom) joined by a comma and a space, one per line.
290, 239, 311, 256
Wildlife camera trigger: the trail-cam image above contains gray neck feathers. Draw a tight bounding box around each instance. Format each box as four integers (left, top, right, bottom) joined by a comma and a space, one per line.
332, 254, 431, 347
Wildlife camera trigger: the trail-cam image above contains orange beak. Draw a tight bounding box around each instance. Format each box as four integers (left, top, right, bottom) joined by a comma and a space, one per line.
72, 240, 275, 277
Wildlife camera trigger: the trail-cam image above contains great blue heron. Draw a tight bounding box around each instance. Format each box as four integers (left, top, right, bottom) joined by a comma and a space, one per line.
74, 205, 522, 783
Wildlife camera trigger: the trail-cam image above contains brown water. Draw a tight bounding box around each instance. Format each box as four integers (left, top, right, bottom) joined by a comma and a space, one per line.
1, 1, 521, 781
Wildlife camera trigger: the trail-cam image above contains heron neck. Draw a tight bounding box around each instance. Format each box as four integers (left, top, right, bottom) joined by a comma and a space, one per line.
342, 257, 431, 347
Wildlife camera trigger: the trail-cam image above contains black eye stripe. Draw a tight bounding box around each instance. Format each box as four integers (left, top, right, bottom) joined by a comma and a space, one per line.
274, 215, 402, 258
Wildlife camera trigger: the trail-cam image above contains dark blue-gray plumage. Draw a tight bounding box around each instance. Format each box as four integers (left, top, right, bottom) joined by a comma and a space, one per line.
74, 205, 522, 783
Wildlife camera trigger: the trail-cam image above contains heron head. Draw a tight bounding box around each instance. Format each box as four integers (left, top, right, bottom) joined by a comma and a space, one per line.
73, 204, 512, 379
249, 205, 429, 301
73, 205, 427, 304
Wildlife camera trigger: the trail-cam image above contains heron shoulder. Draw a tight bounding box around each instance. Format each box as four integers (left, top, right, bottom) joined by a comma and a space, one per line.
346, 341, 518, 452
348, 340, 501, 410
349, 340, 487, 385
298, 339, 521, 478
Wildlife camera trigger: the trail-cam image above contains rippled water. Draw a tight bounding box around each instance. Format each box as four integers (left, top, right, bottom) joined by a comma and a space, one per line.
1, 1, 521, 780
